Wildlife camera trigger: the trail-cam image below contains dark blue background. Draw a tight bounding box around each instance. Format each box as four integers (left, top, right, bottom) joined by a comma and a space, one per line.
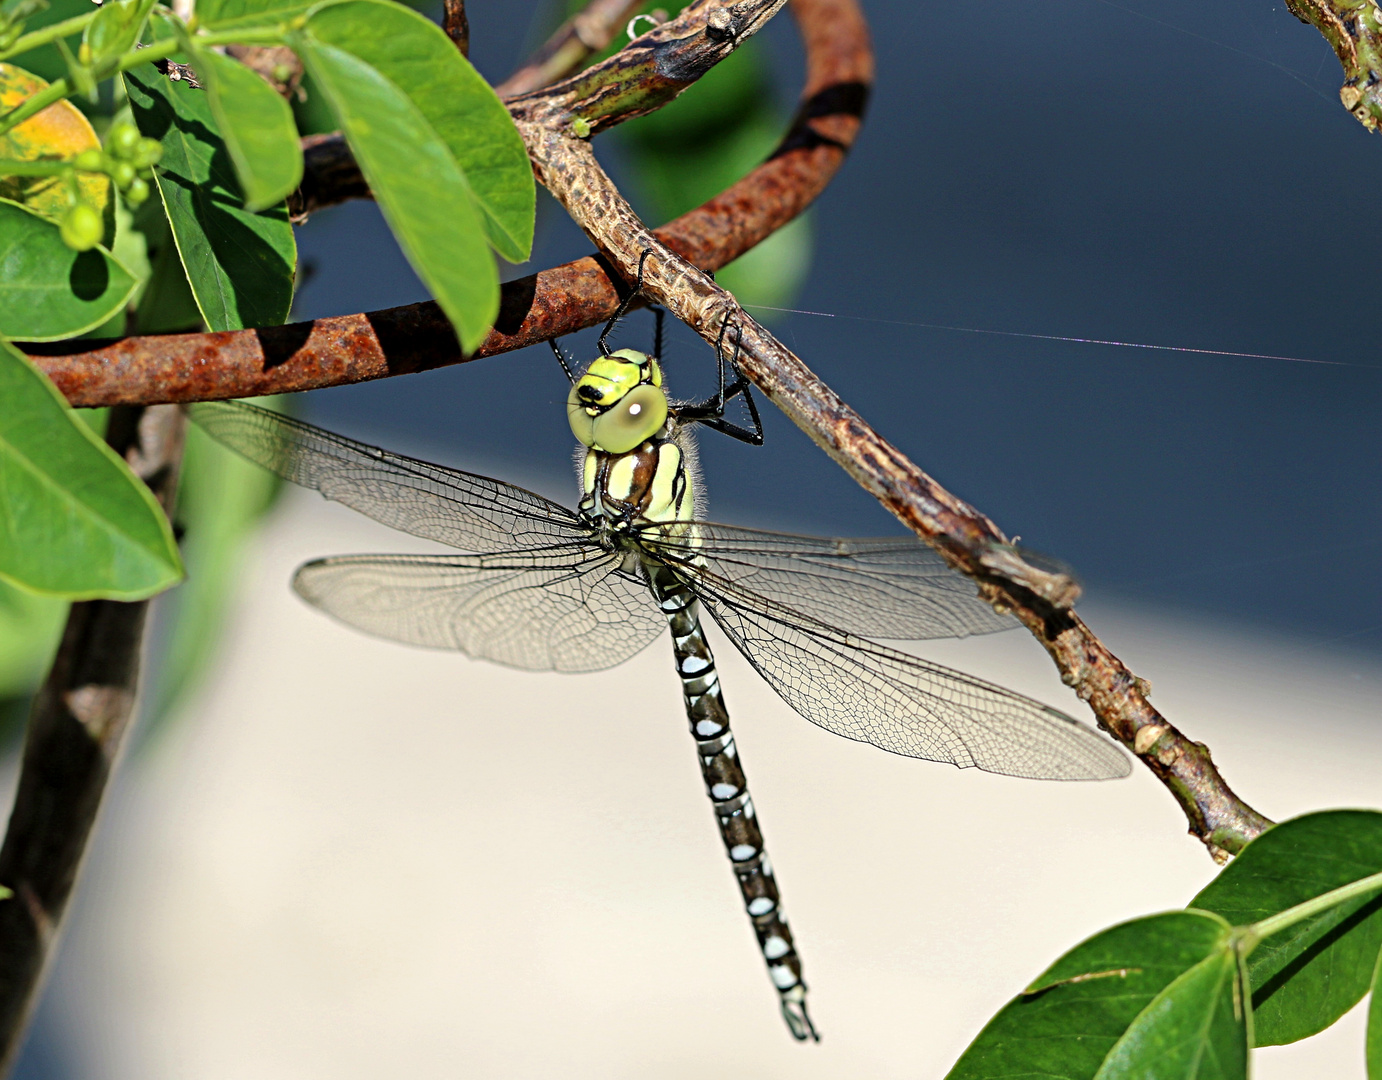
292, 0, 1382, 649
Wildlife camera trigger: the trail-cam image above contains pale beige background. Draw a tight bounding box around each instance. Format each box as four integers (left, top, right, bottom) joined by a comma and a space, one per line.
30, 491, 1382, 1078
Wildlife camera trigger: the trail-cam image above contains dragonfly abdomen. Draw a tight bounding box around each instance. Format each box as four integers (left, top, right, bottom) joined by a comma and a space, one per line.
649, 565, 817, 1042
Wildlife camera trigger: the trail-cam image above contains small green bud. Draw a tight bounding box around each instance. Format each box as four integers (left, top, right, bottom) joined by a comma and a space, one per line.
133, 138, 162, 168
272, 63, 292, 83
571, 116, 592, 138
59, 202, 102, 251
124, 176, 149, 207
73, 148, 104, 172
108, 122, 141, 158
111, 160, 135, 188
77, 40, 91, 65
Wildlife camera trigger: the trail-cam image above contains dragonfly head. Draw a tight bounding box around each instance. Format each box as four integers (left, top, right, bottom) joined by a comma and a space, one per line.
568, 348, 669, 453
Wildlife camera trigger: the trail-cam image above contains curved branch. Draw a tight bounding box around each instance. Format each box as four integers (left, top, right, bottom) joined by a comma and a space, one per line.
30, 0, 867, 407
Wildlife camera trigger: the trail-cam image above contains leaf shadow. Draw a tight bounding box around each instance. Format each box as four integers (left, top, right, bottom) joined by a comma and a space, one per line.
1253, 893, 1382, 1010
68, 249, 111, 303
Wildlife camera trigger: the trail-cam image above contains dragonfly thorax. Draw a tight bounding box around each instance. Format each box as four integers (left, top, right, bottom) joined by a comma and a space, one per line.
578, 433, 694, 533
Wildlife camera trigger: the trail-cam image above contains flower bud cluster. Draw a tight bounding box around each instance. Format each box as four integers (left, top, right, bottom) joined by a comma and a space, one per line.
60, 121, 162, 250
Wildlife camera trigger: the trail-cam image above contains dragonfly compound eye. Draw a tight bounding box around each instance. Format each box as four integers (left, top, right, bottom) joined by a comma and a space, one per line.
589, 383, 668, 453
567, 382, 599, 447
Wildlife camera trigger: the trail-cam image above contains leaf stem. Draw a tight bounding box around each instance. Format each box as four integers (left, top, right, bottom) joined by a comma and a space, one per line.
0, 37, 184, 137
0, 158, 71, 176
0, 9, 100, 62
1237, 869, 1382, 955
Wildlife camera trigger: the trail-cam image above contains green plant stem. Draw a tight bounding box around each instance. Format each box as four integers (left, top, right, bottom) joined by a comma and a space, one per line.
0, 158, 70, 175
0, 22, 284, 137
0, 77, 67, 136
0, 38, 179, 136
0, 8, 99, 62
1236, 869, 1382, 956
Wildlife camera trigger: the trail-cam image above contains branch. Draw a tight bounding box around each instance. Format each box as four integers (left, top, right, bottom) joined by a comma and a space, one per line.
442, 0, 468, 57
494, 0, 646, 98
1285, 0, 1382, 129
32, 0, 865, 405
506, 0, 788, 134
517, 122, 1271, 859
0, 404, 185, 1069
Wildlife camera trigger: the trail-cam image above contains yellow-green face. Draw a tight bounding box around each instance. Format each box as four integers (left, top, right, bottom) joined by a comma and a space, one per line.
567, 348, 670, 454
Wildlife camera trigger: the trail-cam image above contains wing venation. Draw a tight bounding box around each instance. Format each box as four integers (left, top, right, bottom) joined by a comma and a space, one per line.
292, 548, 665, 673
641, 521, 1015, 640
188, 400, 590, 554
687, 571, 1128, 781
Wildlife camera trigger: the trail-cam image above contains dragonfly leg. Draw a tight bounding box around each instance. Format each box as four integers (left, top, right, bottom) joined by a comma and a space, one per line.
675, 314, 764, 446
648, 567, 818, 1042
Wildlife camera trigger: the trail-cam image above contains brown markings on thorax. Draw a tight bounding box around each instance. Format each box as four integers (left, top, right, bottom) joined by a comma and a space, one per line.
593, 440, 660, 520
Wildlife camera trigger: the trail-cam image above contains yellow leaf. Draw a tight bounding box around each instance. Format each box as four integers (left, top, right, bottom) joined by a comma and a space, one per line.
0, 63, 113, 235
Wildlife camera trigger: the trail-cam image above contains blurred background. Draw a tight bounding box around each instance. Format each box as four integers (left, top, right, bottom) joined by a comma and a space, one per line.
3, 0, 1381, 1075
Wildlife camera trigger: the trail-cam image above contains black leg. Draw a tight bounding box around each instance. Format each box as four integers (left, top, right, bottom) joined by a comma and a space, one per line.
677, 313, 764, 446
597, 248, 654, 357
652, 306, 665, 360
550, 338, 578, 384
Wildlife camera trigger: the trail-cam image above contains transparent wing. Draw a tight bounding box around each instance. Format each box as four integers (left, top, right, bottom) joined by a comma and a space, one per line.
686, 571, 1128, 781
292, 546, 666, 673
188, 400, 591, 554
638, 521, 1013, 640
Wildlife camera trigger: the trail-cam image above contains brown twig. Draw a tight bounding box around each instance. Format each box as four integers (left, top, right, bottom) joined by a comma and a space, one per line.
495, 0, 648, 98
442, 0, 469, 57
1284, 0, 1382, 130
0, 405, 185, 1069
506, 0, 788, 134
225, 45, 303, 98
516, 119, 1271, 859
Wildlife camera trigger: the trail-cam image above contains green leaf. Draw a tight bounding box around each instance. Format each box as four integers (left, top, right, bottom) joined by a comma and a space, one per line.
195, 0, 314, 31
300, 0, 533, 263
291, 19, 495, 351
1093, 949, 1248, 1080
123, 61, 296, 332
945, 911, 1232, 1080
0, 198, 136, 340
83, 0, 147, 68
0, 577, 64, 696
192, 47, 303, 212
1368, 946, 1381, 1079
1190, 809, 1382, 1045
0, 340, 182, 600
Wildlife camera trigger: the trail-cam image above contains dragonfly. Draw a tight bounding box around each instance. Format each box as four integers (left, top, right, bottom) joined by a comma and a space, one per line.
187, 314, 1128, 1042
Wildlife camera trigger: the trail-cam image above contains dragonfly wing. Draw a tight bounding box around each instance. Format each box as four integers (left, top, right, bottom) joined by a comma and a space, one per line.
689, 574, 1129, 781
291, 547, 665, 673
188, 400, 590, 553
640, 521, 1014, 640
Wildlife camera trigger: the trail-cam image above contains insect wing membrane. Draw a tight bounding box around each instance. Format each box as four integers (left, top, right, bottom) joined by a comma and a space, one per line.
292, 548, 666, 673
187, 400, 590, 555
640, 521, 1015, 641
685, 572, 1129, 781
